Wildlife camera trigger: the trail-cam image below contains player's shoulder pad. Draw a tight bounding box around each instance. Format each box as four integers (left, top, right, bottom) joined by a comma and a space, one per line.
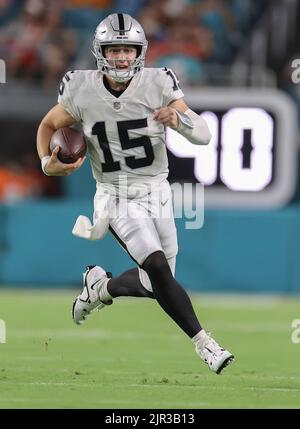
144, 67, 180, 91
161, 67, 181, 90
142, 67, 180, 90
58, 70, 96, 96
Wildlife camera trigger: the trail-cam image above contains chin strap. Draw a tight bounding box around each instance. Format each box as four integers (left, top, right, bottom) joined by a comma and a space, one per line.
175, 109, 212, 146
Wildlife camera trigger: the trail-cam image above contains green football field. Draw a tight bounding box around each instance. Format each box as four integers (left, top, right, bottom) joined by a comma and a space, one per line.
0, 289, 299, 409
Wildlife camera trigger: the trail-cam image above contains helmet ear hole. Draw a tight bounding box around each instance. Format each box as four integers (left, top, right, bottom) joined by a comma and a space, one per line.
135, 46, 142, 58
101, 45, 108, 57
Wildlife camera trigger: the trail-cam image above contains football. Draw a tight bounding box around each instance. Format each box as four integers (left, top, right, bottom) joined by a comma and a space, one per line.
50, 127, 87, 164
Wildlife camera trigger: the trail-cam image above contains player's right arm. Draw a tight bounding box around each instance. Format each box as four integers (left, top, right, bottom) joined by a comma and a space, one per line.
36, 103, 85, 176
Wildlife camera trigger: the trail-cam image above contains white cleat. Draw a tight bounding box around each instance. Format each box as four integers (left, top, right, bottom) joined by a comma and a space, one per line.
72, 265, 113, 325
196, 333, 234, 374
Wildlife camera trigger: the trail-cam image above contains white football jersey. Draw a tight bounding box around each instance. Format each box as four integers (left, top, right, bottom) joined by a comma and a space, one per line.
57, 68, 184, 186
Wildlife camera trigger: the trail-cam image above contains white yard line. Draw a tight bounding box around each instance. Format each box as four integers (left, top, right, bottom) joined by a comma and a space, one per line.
1, 381, 299, 394
7, 320, 293, 339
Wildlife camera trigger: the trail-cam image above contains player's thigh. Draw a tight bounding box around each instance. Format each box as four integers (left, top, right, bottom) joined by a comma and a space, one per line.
109, 199, 163, 266
153, 181, 178, 259
139, 181, 178, 292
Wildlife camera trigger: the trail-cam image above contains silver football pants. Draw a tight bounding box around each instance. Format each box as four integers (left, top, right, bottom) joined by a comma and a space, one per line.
95, 179, 178, 291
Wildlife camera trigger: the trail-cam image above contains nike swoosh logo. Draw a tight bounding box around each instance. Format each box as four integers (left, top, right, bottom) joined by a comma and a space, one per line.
90, 280, 99, 290
161, 199, 168, 206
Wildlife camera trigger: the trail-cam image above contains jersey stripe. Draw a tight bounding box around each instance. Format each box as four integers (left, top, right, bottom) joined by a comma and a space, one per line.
164, 67, 180, 91
117, 13, 125, 34
109, 226, 142, 267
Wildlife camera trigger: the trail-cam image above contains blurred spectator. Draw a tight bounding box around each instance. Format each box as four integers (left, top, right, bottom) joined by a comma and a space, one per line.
228, 0, 254, 33
0, 0, 269, 86
0, 0, 78, 87
148, 19, 212, 84
67, 0, 112, 6
153, 54, 208, 85
191, 0, 236, 63
0, 160, 44, 203
0, 0, 20, 26
147, 19, 213, 62
142, 0, 195, 24
0, 0, 49, 81
139, 4, 213, 83
114, 0, 148, 16
41, 3, 78, 88
0, 151, 60, 203
138, 4, 167, 43
63, 0, 113, 30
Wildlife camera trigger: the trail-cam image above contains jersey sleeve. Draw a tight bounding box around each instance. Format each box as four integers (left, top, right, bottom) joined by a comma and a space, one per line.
162, 68, 184, 106
57, 71, 82, 122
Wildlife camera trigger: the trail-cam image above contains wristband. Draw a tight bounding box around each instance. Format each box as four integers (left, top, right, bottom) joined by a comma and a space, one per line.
41, 156, 51, 176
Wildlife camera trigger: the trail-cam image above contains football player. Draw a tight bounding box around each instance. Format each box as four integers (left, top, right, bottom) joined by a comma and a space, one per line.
36, 13, 234, 374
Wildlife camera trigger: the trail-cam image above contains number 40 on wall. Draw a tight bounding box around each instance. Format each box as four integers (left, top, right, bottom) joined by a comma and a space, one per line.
167, 108, 274, 192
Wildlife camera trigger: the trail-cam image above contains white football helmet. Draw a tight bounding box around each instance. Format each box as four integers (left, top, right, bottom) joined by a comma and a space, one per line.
92, 13, 148, 83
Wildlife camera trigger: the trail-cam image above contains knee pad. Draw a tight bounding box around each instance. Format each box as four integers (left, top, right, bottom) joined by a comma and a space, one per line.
142, 251, 171, 280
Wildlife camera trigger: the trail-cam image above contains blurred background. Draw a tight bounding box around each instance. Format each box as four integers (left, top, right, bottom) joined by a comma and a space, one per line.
1, 0, 300, 294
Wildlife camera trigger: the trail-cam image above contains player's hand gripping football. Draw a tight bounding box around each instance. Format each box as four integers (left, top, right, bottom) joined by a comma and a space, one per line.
153, 107, 179, 129
45, 146, 86, 176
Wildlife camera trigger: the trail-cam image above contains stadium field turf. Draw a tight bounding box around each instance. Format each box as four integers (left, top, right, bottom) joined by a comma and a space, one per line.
0, 289, 299, 409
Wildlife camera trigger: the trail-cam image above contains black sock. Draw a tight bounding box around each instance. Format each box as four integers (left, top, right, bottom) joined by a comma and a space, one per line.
142, 251, 202, 338
107, 268, 154, 299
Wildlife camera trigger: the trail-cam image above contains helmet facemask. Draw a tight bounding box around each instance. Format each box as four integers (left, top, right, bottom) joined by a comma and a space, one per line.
93, 42, 147, 83
92, 13, 148, 83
